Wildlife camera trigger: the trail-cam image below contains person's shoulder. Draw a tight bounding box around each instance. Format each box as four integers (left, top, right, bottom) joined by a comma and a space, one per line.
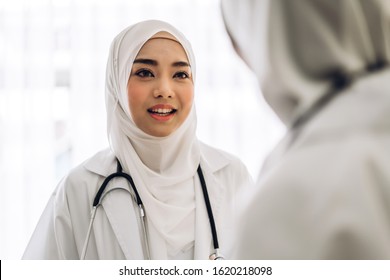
50, 148, 116, 204
63, 148, 116, 185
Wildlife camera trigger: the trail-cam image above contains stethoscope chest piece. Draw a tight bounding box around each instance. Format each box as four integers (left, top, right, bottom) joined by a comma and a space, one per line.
209, 249, 225, 260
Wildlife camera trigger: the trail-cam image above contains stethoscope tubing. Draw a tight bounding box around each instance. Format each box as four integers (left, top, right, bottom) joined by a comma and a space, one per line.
93, 160, 142, 207
197, 165, 219, 251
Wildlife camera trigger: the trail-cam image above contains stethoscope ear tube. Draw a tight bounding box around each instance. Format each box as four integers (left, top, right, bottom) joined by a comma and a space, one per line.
81, 206, 98, 260
138, 204, 151, 260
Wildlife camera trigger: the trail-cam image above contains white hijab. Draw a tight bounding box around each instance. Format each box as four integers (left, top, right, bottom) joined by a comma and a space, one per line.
222, 0, 390, 125
105, 20, 200, 258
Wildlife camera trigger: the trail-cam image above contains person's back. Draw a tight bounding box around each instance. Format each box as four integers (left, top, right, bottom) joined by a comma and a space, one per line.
222, 0, 390, 259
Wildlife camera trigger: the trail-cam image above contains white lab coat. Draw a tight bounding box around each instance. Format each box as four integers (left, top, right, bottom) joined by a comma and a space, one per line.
23, 142, 252, 260
235, 69, 390, 259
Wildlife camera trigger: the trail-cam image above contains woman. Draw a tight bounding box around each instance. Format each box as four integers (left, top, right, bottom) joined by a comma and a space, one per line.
222, 0, 390, 259
23, 20, 252, 260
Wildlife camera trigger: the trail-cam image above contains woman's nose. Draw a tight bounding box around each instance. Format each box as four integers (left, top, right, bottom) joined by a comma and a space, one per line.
153, 77, 174, 98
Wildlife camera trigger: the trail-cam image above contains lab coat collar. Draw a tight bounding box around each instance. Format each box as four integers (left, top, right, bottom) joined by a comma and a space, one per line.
83, 148, 117, 177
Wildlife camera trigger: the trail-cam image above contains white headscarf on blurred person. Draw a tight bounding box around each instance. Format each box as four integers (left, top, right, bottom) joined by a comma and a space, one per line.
221, 0, 390, 125
105, 20, 200, 258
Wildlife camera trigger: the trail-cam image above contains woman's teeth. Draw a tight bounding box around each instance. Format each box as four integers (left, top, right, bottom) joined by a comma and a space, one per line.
148, 108, 176, 115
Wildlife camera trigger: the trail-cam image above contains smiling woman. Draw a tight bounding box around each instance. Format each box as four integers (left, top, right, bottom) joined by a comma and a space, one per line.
22, 20, 253, 260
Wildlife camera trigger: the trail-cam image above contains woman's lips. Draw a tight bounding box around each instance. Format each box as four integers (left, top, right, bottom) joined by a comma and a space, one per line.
147, 104, 177, 121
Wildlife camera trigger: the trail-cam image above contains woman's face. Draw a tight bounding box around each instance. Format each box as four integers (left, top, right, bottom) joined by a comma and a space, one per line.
127, 32, 194, 137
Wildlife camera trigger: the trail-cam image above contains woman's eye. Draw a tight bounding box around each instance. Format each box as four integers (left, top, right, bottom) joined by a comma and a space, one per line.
174, 71, 189, 79
135, 69, 154, 78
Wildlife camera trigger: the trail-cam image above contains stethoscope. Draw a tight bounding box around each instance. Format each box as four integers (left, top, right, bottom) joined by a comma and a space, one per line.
81, 159, 224, 260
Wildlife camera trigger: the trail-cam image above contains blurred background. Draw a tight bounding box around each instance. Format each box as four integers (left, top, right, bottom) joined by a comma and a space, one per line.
0, 0, 284, 259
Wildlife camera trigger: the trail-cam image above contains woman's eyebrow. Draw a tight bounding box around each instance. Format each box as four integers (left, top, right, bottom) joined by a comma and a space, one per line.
133, 58, 157, 65
172, 61, 191, 68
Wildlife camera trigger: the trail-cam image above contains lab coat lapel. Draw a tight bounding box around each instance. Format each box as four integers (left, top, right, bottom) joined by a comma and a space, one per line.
100, 179, 145, 259
84, 149, 145, 259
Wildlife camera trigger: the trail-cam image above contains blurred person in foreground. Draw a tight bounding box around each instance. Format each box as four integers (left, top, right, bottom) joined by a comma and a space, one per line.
221, 0, 390, 259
